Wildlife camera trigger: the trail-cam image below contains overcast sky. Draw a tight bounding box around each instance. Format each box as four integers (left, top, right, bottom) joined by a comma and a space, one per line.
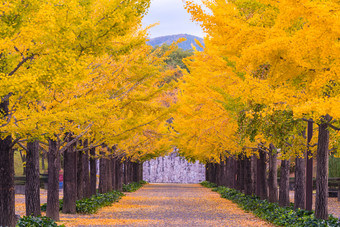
142, 0, 204, 38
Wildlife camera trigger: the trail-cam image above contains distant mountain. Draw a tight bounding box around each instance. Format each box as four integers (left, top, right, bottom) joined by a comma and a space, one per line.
147, 34, 204, 51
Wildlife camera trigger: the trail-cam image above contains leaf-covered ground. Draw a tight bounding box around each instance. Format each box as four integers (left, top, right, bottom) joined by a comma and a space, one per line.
62, 184, 273, 226
14, 184, 340, 226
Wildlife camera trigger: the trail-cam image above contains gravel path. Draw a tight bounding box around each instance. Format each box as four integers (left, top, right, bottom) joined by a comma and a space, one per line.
59, 183, 273, 226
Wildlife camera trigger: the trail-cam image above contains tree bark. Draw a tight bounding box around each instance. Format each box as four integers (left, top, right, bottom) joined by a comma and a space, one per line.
251, 155, 257, 194
115, 157, 123, 191
99, 156, 108, 194
107, 157, 113, 192
90, 147, 97, 196
279, 160, 290, 207
315, 116, 330, 220
256, 149, 267, 200
25, 140, 41, 216
111, 157, 116, 190
83, 140, 90, 198
295, 156, 306, 209
306, 120, 314, 211
62, 137, 77, 214
244, 156, 253, 195
77, 142, 84, 200
46, 139, 60, 221
0, 99, 15, 227
268, 144, 278, 203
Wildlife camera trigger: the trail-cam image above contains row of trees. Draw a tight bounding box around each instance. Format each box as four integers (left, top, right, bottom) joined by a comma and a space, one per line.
174, 0, 340, 220
0, 1, 181, 226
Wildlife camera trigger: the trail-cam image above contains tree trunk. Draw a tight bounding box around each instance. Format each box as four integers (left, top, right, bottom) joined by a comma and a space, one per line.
295, 156, 306, 209
0, 99, 15, 227
90, 147, 97, 196
306, 120, 314, 211
99, 156, 107, 194
83, 140, 90, 198
46, 139, 60, 221
25, 140, 41, 216
244, 156, 253, 195
139, 161, 143, 181
123, 159, 128, 185
251, 155, 257, 195
205, 163, 209, 182
239, 158, 245, 192
41, 151, 46, 170
256, 149, 267, 200
107, 157, 113, 192
62, 137, 77, 214
279, 160, 290, 207
111, 157, 116, 190
116, 157, 123, 191
268, 144, 278, 203
315, 116, 330, 220
77, 142, 84, 200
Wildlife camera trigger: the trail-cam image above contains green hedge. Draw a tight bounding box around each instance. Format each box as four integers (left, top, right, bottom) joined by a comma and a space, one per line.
17, 216, 64, 227
201, 181, 340, 227
123, 180, 148, 192
41, 190, 124, 214
41, 181, 147, 214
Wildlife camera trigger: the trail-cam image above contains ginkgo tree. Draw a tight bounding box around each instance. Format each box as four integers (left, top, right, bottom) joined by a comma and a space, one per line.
180, 0, 340, 220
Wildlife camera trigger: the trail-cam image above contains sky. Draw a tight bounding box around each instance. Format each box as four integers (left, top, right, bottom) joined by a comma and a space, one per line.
142, 0, 204, 38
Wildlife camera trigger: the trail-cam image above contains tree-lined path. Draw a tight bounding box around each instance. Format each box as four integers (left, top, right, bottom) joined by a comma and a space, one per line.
56, 184, 272, 226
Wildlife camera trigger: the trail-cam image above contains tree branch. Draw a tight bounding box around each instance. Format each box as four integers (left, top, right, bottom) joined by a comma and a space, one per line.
59, 123, 93, 154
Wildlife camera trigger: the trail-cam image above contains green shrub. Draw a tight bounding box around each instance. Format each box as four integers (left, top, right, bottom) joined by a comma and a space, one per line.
200, 181, 217, 188
203, 182, 340, 227
41, 180, 146, 214
123, 180, 148, 192
17, 216, 64, 227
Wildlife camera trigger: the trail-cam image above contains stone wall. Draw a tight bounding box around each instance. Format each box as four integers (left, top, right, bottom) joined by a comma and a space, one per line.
143, 152, 206, 183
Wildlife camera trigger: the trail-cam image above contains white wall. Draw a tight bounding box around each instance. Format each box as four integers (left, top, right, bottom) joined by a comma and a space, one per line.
143, 152, 206, 183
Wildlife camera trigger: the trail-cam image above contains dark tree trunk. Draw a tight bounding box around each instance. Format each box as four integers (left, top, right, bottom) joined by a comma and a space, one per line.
205, 163, 209, 182
235, 158, 241, 190
99, 156, 107, 194
46, 139, 60, 221
111, 157, 116, 190
62, 138, 77, 214
123, 159, 128, 185
239, 157, 245, 192
251, 155, 257, 194
90, 147, 97, 196
107, 157, 113, 192
279, 160, 290, 207
268, 144, 278, 203
0, 99, 15, 227
83, 140, 90, 198
25, 140, 41, 216
139, 161, 143, 181
295, 156, 306, 209
228, 157, 235, 188
115, 157, 123, 191
0, 136, 15, 227
77, 142, 84, 200
315, 116, 330, 220
256, 149, 267, 200
306, 120, 314, 211
41, 151, 46, 170
244, 156, 253, 195
224, 158, 230, 187
19, 150, 26, 175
